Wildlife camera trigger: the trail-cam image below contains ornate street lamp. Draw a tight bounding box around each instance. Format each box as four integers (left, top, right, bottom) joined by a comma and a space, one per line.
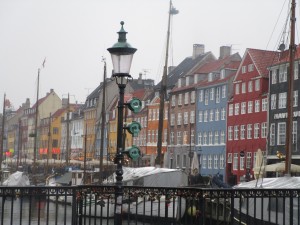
107, 21, 137, 225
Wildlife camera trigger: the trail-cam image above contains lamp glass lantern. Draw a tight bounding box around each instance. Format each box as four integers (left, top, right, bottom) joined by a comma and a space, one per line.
107, 21, 137, 77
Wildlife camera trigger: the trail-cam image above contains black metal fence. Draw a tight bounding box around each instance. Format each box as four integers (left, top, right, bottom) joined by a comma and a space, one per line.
0, 185, 299, 225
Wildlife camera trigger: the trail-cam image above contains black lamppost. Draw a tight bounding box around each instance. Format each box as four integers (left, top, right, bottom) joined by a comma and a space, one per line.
107, 21, 137, 225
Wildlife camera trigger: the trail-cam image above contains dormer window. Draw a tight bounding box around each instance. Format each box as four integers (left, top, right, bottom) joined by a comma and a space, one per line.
208, 73, 213, 82
220, 69, 225, 79
186, 76, 189, 86
178, 79, 181, 88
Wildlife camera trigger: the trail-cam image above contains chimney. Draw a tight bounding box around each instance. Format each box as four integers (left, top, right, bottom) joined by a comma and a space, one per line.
138, 73, 142, 84
219, 46, 231, 59
192, 44, 205, 59
62, 98, 68, 108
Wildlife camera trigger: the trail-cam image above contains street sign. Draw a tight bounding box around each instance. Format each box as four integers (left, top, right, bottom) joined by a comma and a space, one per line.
128, 97, 142, 113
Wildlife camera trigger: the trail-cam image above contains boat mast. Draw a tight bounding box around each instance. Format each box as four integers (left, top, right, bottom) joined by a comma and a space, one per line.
156, 0, 174, 166
285, 0, 296, 176
46, 112, 51, 174
83, 123, 87, 184
66, 93, 70, 166
0, 93, 6, 183
99, 58, 107, 183
33, 70, 40, 181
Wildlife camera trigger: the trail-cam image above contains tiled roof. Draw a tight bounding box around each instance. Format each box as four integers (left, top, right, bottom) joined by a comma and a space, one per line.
247, 48, 279, 77
155, 52, 215, 90
195, 53, 241, 74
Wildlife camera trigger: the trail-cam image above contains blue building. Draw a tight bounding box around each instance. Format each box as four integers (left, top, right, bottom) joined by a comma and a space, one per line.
195, 50, 241, 180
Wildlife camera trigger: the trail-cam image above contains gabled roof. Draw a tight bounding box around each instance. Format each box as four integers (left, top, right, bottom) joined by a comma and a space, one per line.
199, 72, 236, 88
52, 108, 65, 118
195, 53, 241, 74
239, 48, 279, 79
272, 44, 300, 65
155, 52, 215, 90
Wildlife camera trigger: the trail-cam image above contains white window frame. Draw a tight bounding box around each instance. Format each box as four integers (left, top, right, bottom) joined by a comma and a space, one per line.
294, 90, 298, 107
199, 90, 204, 102
184, 112, 188, 125
209, 109, 214, 121
248, 81, 253, 92
198, 132, 202, 145
255, 100, 260, 112
242, 82, 246, 94
235, 103, 240, 115
214, 155, 218, 169
262, 98, 268, 111
255, 79, 260, 91
271, 94, 276, 110
233, 153, 238, 170
178, 94, 182, 106
177, 113, 182, 125
254, 123, 260, 139
209, 131, 213, 145
216, 87, 220, 103
261, 122, 267, 138
220, 130, 225, 144
191, 91, 195, 103
227, 153, 232, 163
214, 131, 219, 145
234, 125, 239, 140
228, 126, 233, 140
240, 125, 245, 140
221, 108, 226, 120
247, 124, 252, 139
278, 92, 287, 109
277, 122, 286, 145
248, 101, 253, 113
235, 83, 240, 95
208, 155, 212, 169
190, 111, 195, 124
215, 109, 220, 121
171, 95, 176, 106
241, 102, 246, 114
222, 85, 226, 98
184, 92, 189, 105
270, 123, 275, 146
229, 104, 233, 116
204, 110, 208, 122
198, 111, 203, 122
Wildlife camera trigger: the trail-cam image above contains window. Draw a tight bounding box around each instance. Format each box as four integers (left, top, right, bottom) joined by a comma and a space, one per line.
255, 79, 260, 91
235, 103, 240, 115
293, 121, 297, 144
205, 89, 209, 105
228, 126, 233, 140
202, 155, 207, 169
234, 125, 239, 140
221, 108, 226, 120
199, 90, 204, 102
242, 66, 246, 74
204, 110, 208, 122
220, 69, 225, 79
278, 92, 287, 109
248, 81, 253, 92
191, 91, 195, 103
164, 108, 168, 119
254, 123, 260, 139
227, 153, 232, 163
183, 131, 188, 144
208, 155, 212, 169
170, 114, 175, 126
177, 113, 182, 125
240, 156, 245, 170
229, 104, 233, 116
184, 92, 189, 105
198, 111, 203, 122
214, 131, 219, 145
191, 130, 195, 144
247, 124, 252, 139
261, 122, 267, 138
203, 132, 207, 145
270, 123, 275, 146
184, 112, 188, 124
214, 155, 218, 169
248, 101, 253, 113
208, 73, 213, 82
295, 63, 299, 80
210, 88, 215, 100
209, 131, 213, 145
246, 152, 252, 169
152, 130, 155, 142
277, 122, 286, 145
294, 90, 298, 107
198, 132, 202, 145
190, 111, 195, 124
215, 109, 220, 121
216, 87, 220, 103
240, 125, 245, 139
177, 131, 182, 145
235, 83, 240, 94
222, 85, 226, 98
171, 95, 176, 106
271, 69, 277, 84
178, 94, 182, 106
220, 131, 225, 144
233, 153, 238, 170
220, 155, 224, 169
170, 132, 174, 144
248, 64, 254, 72
255, 100, 260, 112
241, 102, 246, 114
209, 109, 214, 121
152, 109, 156, 120
279, 65, 287, 82
148, 131, 151, 142
271, 94, 276, 110
242, 82, 246, 93
262, 98, 268, 111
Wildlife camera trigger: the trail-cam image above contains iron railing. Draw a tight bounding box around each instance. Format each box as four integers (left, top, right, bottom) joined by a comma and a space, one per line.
0, 185, 299, 225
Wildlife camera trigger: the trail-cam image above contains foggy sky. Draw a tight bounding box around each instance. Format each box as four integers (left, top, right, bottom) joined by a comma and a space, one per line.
0, 0, 290, 109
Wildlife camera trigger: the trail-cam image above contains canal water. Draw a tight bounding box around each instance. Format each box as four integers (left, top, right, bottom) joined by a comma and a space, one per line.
0, 197, 152, 225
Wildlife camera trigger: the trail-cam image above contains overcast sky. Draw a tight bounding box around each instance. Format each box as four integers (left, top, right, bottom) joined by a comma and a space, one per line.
0, 0, 294, 109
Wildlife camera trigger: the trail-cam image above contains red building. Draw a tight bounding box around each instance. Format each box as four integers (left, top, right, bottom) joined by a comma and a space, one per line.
226, 48, 278, 184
